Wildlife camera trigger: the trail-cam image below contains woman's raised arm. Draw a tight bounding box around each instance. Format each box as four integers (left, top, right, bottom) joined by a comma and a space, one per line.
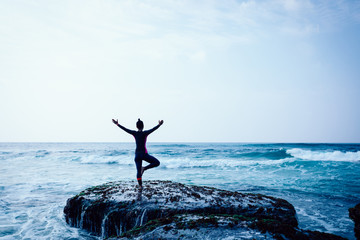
112, 119, 134, 135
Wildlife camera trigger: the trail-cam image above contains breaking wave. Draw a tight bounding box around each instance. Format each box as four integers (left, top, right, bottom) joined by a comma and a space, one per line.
286, 148, 360, 162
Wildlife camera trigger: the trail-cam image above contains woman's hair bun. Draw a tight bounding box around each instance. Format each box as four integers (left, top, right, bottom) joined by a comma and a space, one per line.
136, 118, 144, 129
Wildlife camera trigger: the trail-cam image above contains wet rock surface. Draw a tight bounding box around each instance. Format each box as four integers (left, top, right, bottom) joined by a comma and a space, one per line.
64, 180, 346, 239
349, 203, 360, 240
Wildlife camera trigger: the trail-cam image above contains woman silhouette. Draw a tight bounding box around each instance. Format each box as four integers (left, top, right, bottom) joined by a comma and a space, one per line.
112, 118, 164, 188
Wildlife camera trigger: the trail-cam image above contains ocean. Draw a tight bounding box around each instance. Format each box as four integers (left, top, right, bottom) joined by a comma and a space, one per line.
0, 142, 359, 239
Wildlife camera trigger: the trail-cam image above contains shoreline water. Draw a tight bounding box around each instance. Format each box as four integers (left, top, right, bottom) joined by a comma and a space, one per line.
1, 142, 359, 239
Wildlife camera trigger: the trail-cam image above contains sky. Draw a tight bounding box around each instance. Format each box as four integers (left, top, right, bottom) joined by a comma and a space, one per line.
0, 0, 360, 143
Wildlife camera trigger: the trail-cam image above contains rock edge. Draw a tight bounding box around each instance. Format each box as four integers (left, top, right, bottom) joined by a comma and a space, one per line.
349, 203, 360, 240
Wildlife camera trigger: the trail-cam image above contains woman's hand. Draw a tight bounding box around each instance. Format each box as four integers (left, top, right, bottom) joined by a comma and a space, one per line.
158, 120, 164, 126
112, 119, 119, 125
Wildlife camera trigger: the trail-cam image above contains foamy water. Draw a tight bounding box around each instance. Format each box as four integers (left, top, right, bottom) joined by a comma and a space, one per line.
0, 142, 359, 239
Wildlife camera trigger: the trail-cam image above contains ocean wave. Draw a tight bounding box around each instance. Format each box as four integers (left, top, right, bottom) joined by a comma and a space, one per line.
77, 155, 133, 165
163, 157, 293, 169
103, 150, 129, 156
235, 149, 291, 160
158, 148, 292, 161
286, 148, 360, 162
35, 150, 50, 158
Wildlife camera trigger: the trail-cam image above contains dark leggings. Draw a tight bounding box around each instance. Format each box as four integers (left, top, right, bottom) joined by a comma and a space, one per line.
135, 152, 160, 179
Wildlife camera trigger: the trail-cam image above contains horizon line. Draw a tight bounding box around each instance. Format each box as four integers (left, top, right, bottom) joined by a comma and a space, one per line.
1, 141, 359, 144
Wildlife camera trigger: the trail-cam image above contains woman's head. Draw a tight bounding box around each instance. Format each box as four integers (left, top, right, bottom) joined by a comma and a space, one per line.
136, 118, 144, 131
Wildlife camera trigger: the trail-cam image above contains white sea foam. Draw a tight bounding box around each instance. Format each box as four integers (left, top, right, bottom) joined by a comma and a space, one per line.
287, 148, 360, 162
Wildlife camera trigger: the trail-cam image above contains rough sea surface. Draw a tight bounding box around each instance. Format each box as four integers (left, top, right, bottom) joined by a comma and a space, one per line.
0, 142, 359, 239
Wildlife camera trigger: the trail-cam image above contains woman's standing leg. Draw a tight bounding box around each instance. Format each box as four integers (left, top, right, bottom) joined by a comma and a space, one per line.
134, 155, 143, 187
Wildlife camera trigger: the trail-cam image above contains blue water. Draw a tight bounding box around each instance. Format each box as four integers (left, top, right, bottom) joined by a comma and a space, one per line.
0, 142, 359, 239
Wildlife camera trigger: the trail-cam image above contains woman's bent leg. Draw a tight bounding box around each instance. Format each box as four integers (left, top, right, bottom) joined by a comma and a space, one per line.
143, 154, 160, 171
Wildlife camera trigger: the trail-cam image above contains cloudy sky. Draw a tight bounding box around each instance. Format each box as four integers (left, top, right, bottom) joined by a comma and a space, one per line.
1, 0, 360, 142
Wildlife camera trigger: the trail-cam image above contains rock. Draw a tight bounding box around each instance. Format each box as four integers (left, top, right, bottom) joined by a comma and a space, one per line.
349, 203, 360, 240
64, 180, 346, 239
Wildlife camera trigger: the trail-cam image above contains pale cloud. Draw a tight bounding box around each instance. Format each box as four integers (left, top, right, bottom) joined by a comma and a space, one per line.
2, 0, 356, 64
190, 51, 206, 63
281, 0, 302, 11
281, 24, 320, 37
311, 0, 360, 29
276, 0, 313, 12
